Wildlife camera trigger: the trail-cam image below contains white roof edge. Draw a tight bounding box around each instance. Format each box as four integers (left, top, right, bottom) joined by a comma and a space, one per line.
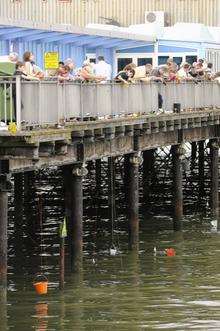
0, 17, 155, 42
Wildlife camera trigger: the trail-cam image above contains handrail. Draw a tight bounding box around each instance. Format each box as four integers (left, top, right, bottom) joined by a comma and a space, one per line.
0, 77, 219, 131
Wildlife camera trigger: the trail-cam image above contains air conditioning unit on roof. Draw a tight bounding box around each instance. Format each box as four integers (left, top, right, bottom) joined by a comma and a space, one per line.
145, 11, 166, 27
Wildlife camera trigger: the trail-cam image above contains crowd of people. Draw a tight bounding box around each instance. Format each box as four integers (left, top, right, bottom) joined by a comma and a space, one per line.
5, 51, 220, 85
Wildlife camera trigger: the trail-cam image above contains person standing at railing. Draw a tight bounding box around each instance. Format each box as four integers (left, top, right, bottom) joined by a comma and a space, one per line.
115, 68, 135, 84
23, 51, 43, 80
12, 61, 40, 121
57, 65, 72, 82
177, 63, 193, 80
77, 62, 106, 82
94, 56, 112, 83
8, 52, 19, 63
64, 58, 76, 79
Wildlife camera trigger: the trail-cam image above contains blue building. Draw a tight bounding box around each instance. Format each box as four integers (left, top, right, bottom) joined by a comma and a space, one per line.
0, 17, 220, 75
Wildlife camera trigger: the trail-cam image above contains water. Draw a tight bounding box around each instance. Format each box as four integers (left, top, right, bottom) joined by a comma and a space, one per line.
4, 150, 220, 330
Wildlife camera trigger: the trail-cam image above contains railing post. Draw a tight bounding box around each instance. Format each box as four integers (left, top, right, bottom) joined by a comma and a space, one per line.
80, 83, 83, 120
15, 75, 21, 130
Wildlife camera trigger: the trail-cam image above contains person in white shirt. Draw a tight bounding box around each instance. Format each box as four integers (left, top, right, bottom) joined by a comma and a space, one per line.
177, 62, 192, 80
94, 56, 112, 82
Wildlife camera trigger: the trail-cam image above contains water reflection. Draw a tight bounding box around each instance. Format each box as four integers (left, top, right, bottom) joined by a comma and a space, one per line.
0, 288, 7, 331
34, 302, 48, 331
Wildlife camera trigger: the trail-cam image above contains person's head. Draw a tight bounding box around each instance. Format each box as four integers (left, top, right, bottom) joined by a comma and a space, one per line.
127, 69, 135, 78
207, 62, 213, 69
9, 52, 19, 63
124, 63, 136, 71
15, 61, 25, 72
198, 58, 204, 64
23, 51, 34, 62
59, 61, 64, 67
58, 65, 70, 75
64, 58, 75, 70
182, 62, 190, 71
98, 56, 105, 62
158, 65, 169, 77
196, 62, 203, 68
145, 63, 153, 74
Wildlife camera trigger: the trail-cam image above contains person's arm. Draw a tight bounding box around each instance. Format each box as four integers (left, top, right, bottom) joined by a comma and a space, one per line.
116, 73, 129, 84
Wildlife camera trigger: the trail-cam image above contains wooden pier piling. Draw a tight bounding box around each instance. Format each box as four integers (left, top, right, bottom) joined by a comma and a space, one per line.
210, 139, 219, 218
124, 154, 130, 205
0, 162, 10, 288
172, 145, 183, 231
198, 141, 205, 197
191, 142, 197, 169
95, 159, 102, 191
128, 153, 140, 250
14, 173, 23, 225
143, 149, 155, 205
71, 165, 86, 272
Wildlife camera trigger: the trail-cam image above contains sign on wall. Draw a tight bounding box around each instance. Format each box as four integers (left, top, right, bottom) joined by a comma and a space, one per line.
44, 52, 59, 69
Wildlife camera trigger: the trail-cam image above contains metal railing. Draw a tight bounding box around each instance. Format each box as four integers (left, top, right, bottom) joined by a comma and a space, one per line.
0, 78, 220, 131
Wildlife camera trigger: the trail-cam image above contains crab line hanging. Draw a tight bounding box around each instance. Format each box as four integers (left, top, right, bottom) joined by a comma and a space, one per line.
33, 193, 48, 295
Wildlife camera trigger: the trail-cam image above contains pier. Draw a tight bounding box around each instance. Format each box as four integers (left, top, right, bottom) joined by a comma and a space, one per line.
0, 79, 220, 286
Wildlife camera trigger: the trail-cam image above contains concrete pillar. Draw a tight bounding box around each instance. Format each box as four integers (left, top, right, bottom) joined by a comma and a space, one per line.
71, 165, 87, 272
172, 145, 183, 231
143, 149, 154, 205
127, 153, 140, 250
198, 141, 205, 197
210, 139, 219, 218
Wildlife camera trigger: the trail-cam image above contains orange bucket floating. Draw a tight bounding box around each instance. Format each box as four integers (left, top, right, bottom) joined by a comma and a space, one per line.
33, 274, 48, 295
165, 248, 176, 257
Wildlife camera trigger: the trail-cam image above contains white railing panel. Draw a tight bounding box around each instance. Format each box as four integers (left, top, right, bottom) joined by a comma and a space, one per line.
21, 82, 39, 124
63, 83, 81, 119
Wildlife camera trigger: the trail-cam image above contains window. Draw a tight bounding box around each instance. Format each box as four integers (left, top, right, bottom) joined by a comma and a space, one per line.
137, 58, 153, 66
186, 55, 197, 64
173, 57, 183, 66
158, 56, 169, 65
117, 58, 132, 71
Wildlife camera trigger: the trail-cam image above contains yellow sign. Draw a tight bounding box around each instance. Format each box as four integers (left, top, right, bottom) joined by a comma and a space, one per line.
44, 52, 59, 69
